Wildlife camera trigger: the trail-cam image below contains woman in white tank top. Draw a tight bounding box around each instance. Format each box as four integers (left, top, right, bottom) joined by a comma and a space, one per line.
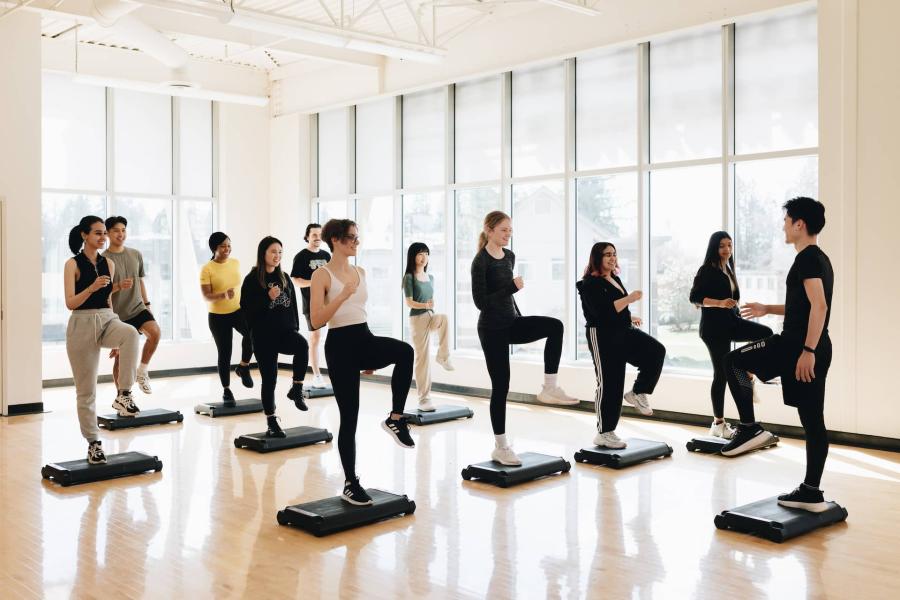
310, 218, 417, 507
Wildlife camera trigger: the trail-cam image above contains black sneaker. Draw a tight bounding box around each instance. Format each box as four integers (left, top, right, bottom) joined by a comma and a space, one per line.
778, 484, 830, 513
265, 416, 286, 438
287, 383, 308, 411
381, 415, 415, 449
342, 478, 374, 506
112, 390, 140, 418
235, 364, 254, 388
720, 422, 776, 457
222, 387, 236, 407
87, 440, 107, 465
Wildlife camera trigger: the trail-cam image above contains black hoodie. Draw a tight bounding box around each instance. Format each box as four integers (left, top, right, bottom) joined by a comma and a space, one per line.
240, 268, 299, 339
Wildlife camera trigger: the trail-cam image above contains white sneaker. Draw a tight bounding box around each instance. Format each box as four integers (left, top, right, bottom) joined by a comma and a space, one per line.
136, 372, 152, 394
311, 374, 327, 389
418, 398, 436, 412
112, 391, 140, 417
537, 385, 579, 406
709, 420, 736, 439
623, 390, 653, 416
491, 446, 522, 466
593, 430, 627, 449
436, 356, 455, 371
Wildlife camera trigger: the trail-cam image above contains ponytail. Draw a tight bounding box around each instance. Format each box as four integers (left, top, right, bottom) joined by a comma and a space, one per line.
478, 211, 511, 252
69, 216, 104, 255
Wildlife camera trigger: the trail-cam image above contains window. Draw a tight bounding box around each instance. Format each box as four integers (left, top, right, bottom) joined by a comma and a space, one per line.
114, 89, 172, 194
455, 76, 502, 183
178, 98, 213, 197
402, 192, 448, 339
576, 48, 638, 170
356, 99, 396, 194
356, 196, 398, 337
42, 73, 105, 191
317, 199, 354, 225
402, 89, 446, 188
317, 108, 350, 197
178, 200, 214, 340
512, 64, 565, 177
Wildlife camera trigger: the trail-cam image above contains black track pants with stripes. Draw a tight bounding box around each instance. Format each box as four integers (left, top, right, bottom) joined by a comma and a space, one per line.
586, 326, 665, 433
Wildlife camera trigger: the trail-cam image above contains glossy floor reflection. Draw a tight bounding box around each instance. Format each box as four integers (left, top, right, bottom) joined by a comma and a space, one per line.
2, 373, 897, 598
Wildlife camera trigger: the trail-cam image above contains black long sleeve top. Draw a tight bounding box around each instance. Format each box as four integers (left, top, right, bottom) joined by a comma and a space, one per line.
470, 247, 521, 330
576, 274, 632, 339
240, 268, 299, 338
688, 264, 741, 338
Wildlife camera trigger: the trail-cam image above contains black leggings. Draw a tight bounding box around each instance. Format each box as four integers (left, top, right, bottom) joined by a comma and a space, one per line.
253, 329, 309, 416
208, 310, 254, 388
325, 323, 414, 481
725, 334, 831, 487
701, 318, 773, 418
586, 326, 665, 433
478, 316, 564, 435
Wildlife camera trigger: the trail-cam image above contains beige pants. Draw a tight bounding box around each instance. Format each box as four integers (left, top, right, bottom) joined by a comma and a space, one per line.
66, 309, 139, 441
410, 312, 449, 402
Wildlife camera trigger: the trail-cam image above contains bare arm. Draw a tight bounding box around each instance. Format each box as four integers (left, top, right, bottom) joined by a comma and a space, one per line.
292, 276, 312, 289
802, 279, 827, 351
200, 283, 230, 302
741, 302, 786, 318
139, 278, 150, 305
310, 268, 354, 329
405, 297, 432, 310
613, 291, 642, 313
65, 259, 109, 310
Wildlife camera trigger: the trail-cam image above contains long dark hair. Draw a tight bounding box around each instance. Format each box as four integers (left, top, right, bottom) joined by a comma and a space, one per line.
703, 231, 739, 291
208, 231, 228, 260
253, 236, 287, 289
68, 216, 104, 255
583, 242, 616, 278
404, 242, 430, 284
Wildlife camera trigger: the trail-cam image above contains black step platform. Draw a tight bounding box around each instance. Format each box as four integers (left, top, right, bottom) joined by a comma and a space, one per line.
98, 408, 184, 430
687, 434, 779, 454
194, 398, 263, 417
302, 385, 334, 399
714, 496, 848, 542
403, 404, 474, 425
277, 489, 416, 536
461, 452, 570, 488
41, 451, 163, 487
574, 438, 673, 469
234, 426, 333, 453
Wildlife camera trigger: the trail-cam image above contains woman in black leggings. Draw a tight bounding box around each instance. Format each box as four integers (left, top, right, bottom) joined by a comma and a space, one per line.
471, 211, 576, 467
200, 232, 255, 406
240, 236, 309, 437
689, 231, 772, 439
310, 219, 415, 506
577, 242, 665, 449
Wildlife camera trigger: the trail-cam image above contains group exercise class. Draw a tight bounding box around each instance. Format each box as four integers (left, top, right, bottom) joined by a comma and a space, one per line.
1, 0, 897, 597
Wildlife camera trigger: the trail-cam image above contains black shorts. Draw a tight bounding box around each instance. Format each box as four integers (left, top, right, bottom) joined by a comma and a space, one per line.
123, 309, 156, 334
732, 333, 832, 409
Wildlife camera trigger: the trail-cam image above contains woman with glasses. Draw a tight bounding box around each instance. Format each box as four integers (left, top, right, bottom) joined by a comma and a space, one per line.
310, 219, 415, 506
576, 242, 665, 449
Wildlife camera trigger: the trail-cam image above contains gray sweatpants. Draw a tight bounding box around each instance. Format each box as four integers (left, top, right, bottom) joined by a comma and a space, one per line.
66, 309, 139, 441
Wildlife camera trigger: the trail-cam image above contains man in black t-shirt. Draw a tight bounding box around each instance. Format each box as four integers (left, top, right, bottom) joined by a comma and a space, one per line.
291, 223, 331, 388
719, 197, 834, 513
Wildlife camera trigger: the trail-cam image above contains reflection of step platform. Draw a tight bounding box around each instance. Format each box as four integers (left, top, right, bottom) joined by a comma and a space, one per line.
277, 489, 416, 536
687, 434, 779, 454
41, 451, 163, 487
303, 385, 334, 399
461, 452, 570, 488
574, 438, 673, 469
403, 405, 474, 425
194, 398, 263, 417
98, 408, 184, 430
234, 426, 333, 453
714, 496, 848, 542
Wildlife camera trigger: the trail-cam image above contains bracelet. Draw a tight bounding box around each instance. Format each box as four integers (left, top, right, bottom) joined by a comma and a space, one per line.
803, 345, 815, 353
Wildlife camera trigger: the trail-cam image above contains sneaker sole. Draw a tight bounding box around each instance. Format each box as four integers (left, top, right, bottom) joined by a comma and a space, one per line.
341, 495, 374, 506
623, 398, 653, 415
593, 441, 628, 449
777, 499, 831, 513
112, 405, 137, 418
721, 431, 776, 457
536, 396, 580, 406
491, 456, 523, 466
381, 422, 415, 449
417, 405, 437, 412
87, 459, 108, 465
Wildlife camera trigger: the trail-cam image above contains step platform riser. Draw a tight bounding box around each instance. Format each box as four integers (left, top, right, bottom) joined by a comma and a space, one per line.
461, 452, 571, 487
98, 409, 184, 430
714, 496, 848, 542
41, 451, 163, 487
303, 386, 335, 399
574, 438, 673, 469
403, 405, 475, 425
277, 489, 415, 536
234, 427, 333, 453
194, 399, 264, 417
686, 435, 779, 454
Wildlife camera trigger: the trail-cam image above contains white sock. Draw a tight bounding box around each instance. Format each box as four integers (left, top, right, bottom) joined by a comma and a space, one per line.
544, 373, 558, 388
494, 434, 509, 449
138, 363, 149, 375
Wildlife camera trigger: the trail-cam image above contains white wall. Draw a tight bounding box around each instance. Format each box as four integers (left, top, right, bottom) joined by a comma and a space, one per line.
0, 12, 43, 412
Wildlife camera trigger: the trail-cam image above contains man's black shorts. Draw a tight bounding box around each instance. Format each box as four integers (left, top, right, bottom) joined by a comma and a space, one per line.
123, 309, 156, 334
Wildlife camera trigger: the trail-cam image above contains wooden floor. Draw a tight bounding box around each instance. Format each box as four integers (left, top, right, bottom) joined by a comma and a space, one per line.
2, 373, 898, 599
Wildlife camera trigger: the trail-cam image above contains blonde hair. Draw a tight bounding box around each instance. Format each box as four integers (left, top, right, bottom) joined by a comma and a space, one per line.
478, 211, 511, 252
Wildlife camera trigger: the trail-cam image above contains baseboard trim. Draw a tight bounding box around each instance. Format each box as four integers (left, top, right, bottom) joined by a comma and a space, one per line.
3, 402, 45, 416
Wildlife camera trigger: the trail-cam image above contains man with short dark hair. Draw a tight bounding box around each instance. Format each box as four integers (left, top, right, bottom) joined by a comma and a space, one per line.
291, 223, 331, 388
720, 196, 833, 513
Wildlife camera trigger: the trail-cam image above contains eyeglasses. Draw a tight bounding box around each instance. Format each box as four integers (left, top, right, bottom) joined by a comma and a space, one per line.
342, 235, 361, 244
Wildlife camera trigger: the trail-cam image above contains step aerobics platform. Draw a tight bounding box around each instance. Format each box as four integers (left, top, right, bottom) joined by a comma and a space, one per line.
687, 434, 779, 454
194, 398, 263, 417
234, 426, 332, 453
461, 452, 571, 488
41, 451, 162, 487
277, 489, 416, 536
574, 438, 673, 469
98, 408, 184, 430
403, 405, 474, 425
714, 496, 848, 542
303, 385, 334, 399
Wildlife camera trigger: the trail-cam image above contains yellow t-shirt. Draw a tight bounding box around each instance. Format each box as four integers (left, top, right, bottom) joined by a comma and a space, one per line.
200, 258, 242, 314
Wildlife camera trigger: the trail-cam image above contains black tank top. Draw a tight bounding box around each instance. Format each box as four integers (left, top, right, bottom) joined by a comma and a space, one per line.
74, 252, 112, 310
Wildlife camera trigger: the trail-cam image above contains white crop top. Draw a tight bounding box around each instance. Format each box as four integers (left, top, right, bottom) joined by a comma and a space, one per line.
322, 265, 368, 329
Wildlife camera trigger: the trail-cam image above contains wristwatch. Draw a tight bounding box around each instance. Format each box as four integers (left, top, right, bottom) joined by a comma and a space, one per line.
802, 345, 815, 353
